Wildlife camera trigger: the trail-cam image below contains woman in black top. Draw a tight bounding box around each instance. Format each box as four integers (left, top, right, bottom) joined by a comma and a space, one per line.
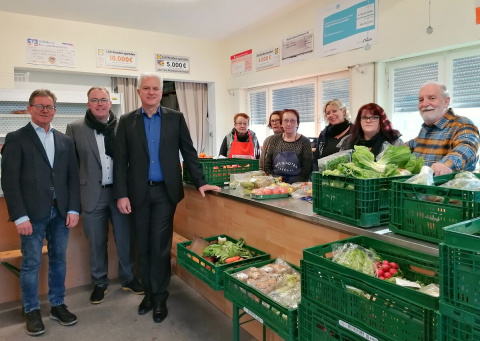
339, 103, 403, 158
312, 99, 352, 170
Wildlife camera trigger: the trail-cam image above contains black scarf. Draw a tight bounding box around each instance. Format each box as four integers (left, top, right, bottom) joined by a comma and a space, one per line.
326, 120, 351, 138
84, 109, 117, 158
356, 132, 386, 157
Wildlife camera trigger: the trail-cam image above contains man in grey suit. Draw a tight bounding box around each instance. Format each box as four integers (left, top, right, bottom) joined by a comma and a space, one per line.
114, 73, 220, 324
66, 87, 143, 305
1, 89, 81, 336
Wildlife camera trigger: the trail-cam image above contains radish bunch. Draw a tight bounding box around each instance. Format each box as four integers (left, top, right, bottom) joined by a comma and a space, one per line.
375, 260, 400, 280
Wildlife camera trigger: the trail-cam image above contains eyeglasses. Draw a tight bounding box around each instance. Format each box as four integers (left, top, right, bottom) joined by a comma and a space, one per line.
270, 119, 280, 123
31, 104, 56, 112
282, 119, 297, 124
235, 122, 248, 126
360, 116, 380, 122
89, 98, 109, 104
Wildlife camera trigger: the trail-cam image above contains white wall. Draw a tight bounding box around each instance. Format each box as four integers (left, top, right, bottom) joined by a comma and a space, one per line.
221, 0, 480, 138
1, 0, 480, 152
0, 11, 226, 154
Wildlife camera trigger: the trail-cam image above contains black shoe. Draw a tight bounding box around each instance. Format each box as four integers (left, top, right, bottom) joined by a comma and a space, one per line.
90, 286, 107, 304
152, 303, 168, 323
25, 309, 45, 336
138, 296, 153, 315
122, 278, 144, 295
50, 304, 78, 326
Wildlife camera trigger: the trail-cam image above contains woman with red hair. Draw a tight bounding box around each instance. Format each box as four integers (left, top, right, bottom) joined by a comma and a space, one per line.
339, 103, 404, 158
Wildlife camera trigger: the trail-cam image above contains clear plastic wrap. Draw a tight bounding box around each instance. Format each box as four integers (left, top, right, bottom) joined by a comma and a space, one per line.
331, 243, 378, 276
317, 150, 353, 172
232, 258, 301, 308
404, 166, 434, 185
439, 171, 480, 191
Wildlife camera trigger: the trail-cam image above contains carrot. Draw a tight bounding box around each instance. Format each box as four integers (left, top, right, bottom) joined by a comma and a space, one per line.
225, 256, 241, 263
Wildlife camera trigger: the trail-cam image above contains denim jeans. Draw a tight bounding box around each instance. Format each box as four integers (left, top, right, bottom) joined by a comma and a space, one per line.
20, 206, 70, 313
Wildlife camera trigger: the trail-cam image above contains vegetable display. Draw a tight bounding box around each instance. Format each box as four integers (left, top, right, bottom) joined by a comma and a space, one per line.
202, 237, 253, 264
322, 145, 424, 178
332, 242, 438, 296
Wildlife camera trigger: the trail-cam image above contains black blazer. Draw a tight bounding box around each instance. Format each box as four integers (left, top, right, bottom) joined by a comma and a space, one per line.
113, 107, 206, 206
1, 123, 81, 221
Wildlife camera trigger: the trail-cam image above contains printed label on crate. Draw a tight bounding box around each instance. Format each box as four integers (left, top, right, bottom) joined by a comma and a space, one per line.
339, 320, 378, 341
244, 307, 264, 324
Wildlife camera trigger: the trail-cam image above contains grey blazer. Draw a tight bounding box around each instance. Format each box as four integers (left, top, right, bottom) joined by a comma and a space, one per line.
114, 106, 207, 207
1, 123, 81, 221
66, 119, 107, 213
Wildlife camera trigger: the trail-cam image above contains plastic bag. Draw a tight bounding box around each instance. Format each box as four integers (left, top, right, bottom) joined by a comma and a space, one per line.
418, 283, 440, 297
317, 150, 353, 172
332, 243, 378, 276
234, 259, 301, 308
439, 171, 480, 191
404, 166, 434, 185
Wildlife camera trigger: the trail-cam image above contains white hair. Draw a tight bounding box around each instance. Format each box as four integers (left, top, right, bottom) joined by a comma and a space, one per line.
421, 81, 449, 98
137, 72, 163, 90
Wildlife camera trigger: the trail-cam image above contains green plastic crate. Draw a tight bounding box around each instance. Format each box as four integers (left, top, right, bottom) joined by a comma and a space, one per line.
302, 236, 440, 341
183, 158, 259, 186
440, 217, 480, 314
224, 259, 299, 341
437, 303, 480, 341
299, 297, 381, 341
312, 172, 409, 228
177, 235, 269, 291
390, 173, 480, 243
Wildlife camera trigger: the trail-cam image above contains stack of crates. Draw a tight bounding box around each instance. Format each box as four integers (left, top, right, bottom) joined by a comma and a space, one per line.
183, 158, 258, 186
390, 173, 480, 243
438, 218, 480, 340
311, 172, 410, 228
299, 236, 440, 341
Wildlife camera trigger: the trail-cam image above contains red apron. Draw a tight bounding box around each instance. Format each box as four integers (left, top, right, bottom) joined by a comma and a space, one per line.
228, 131, 255, 159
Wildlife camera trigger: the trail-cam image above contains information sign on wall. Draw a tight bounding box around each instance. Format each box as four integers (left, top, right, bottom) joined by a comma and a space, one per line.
155, 54, 190, 74
26, 38, 76, 68
96, 48, 137, 70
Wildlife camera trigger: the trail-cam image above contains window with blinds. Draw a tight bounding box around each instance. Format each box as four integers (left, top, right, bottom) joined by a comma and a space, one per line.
393, 62, 438, 112
452, 55, 480, 108
387, 46, 480, 142
249, 90, 267, 125
272, 83, 315, 122
322, 78, 350, 112
246, 72, 350, 143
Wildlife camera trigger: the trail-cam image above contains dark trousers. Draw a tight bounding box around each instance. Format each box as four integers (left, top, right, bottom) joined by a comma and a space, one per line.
132, 183, 176, 306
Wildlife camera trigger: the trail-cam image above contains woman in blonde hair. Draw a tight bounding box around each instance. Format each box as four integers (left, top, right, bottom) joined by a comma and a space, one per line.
312, 99, 352, 170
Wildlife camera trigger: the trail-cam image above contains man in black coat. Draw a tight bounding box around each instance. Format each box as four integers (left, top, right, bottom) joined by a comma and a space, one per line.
1, 89, 81, 336
114, 72, 219, 323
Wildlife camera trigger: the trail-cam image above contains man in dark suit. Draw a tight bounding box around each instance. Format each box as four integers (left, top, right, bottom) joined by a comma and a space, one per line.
1, 89, 81, 336
66, 87, 143, 305
114, 73, 220, 323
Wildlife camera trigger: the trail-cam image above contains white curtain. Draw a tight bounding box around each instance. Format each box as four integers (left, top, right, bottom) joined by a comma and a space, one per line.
114, 77, 139, 114
175, 82, 208, 153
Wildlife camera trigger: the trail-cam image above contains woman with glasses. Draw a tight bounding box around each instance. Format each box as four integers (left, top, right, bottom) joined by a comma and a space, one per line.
312, 99, 352, 170
259, 110, 284, 170
218, 113, 261, 159
339, 103, 404, 158
264, 109, 312, 183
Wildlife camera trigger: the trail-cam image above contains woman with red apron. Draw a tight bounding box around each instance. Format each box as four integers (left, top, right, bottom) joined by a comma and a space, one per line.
218, 113, 260, 159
